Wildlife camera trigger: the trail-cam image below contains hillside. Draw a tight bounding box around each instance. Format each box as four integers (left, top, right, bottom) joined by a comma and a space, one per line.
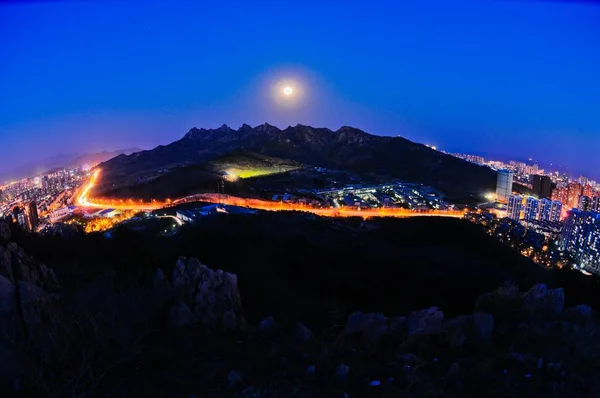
3, 216, 600, 397
96, 124, 496, 199
13, 213, 552, 327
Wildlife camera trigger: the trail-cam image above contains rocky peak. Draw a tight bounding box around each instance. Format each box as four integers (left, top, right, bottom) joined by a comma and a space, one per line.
336, 126, 367, 135
335, 126, 371, 144
254, 122, 281, 134
183, 127, 207, 140
216, 124, 234, 133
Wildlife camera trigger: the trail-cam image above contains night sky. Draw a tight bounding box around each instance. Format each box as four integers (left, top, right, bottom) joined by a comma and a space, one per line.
1, 1, 599, 179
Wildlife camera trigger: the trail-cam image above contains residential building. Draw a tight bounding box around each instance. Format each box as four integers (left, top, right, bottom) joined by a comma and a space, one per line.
496, 170, 514, 203
579, 196, 593, 212
49, 206, 71, 223
551, 186, 568, 205
550, 200, 563, 222
524, 196, 540, 221
561, 210, 600, 274
567, 182, 583, 209
507, 194, 523, 220
24, 201, 38, 232
538, 198, 552, 222
533, 175, 552, 199
592, 196, 600, 212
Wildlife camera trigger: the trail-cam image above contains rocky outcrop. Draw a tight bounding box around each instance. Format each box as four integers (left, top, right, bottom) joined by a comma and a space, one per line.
521, 283, 564, 318
338, 312, 405, 348
444, 312, 495, 348
0, 222, 10, 242
156, 256, 245, 331
407, 306, 445, 335
0, 222, 58, 393
0, 223, 57, 290
338, 307, 493, 350
0, 222, 58, 341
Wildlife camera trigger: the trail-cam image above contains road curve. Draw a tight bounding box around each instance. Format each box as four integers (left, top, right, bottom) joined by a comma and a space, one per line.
77, 170, 466, 219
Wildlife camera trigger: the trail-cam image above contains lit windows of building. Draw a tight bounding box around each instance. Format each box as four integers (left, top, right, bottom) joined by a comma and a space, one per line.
524, 196, 540, 221
23, 201, 38, 232
507, 194, 523, 220
579, 196, 593, 212
561, 210, 600, 275
539, 198, 553, 222
550, 200, 563, 222
567, 182, 583, 210
551, 186, 568, 204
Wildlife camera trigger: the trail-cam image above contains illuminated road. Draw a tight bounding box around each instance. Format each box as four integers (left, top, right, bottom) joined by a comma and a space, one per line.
77, 170, 163, 211
77, 170, 466, 219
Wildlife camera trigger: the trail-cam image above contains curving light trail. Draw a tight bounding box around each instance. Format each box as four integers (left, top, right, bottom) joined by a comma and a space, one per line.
77, 170, 466, 219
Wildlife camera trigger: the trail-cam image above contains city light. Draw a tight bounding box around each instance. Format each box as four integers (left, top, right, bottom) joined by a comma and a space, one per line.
76, 170, 467, 221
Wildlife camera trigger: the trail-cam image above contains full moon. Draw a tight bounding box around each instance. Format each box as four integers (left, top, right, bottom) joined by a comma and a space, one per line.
271, 78, 303, 106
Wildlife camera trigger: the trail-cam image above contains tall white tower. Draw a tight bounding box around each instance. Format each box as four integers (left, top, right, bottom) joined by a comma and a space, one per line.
496, 170, 514, 203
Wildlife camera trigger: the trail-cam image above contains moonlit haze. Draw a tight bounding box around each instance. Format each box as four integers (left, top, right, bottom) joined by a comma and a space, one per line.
1, 0, 599, 179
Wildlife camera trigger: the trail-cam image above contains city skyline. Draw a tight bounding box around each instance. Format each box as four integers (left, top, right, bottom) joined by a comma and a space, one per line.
1, 0, 599, 179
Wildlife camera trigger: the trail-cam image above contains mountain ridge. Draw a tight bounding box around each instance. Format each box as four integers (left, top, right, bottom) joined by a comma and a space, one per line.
98, 124, 496, 199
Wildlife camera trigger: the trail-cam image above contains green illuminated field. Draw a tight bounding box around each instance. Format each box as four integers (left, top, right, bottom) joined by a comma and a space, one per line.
208, 151, 303, 180
230, 167, 299, 179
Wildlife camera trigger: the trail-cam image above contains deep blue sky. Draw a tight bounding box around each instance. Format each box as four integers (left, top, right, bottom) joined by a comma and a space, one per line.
1, 0, 599, 179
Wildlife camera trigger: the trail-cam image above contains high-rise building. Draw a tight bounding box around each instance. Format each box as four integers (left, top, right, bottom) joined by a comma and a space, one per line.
550, 200, 563, 222
532, 175, 552, 199
592, 196, 600, 212
567, 182, 583, 209
507, 194, 523, 220
552, 186, 568, 204
496, 170, 514, 203
583, 184, 594, 198
524, 196, 540, 221
579, 196, 592, 212
561, 210, 600, 274
539, 198, 553, 222
24, 201, 38, 232
12, 206, 23, 226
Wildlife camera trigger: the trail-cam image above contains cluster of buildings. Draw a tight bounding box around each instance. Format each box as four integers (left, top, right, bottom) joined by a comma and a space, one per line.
175, 204, 256, 223
506, 195, 562, 223
0, 167, 92, 231
10, 202, 39, 232
561, 211, 600, 274
492, 167, 600, 275
315, 182, 448, 211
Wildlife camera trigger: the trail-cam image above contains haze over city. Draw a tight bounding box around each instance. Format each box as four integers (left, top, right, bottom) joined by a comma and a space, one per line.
1, 0, 599, 179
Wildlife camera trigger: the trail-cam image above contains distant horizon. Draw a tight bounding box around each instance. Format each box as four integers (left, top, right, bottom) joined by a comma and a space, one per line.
0, 122, 595, 183
2, 1, 599, 180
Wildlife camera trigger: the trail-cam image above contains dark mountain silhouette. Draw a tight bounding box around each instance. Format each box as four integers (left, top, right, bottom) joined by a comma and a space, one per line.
98, 124, 496, 198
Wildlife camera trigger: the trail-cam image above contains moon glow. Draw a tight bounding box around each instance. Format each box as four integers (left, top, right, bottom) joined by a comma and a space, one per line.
282, 86, 294, 96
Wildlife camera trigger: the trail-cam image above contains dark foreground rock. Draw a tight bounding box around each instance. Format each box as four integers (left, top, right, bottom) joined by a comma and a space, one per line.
1, 220, 600, 397
156, 256, 246, 331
